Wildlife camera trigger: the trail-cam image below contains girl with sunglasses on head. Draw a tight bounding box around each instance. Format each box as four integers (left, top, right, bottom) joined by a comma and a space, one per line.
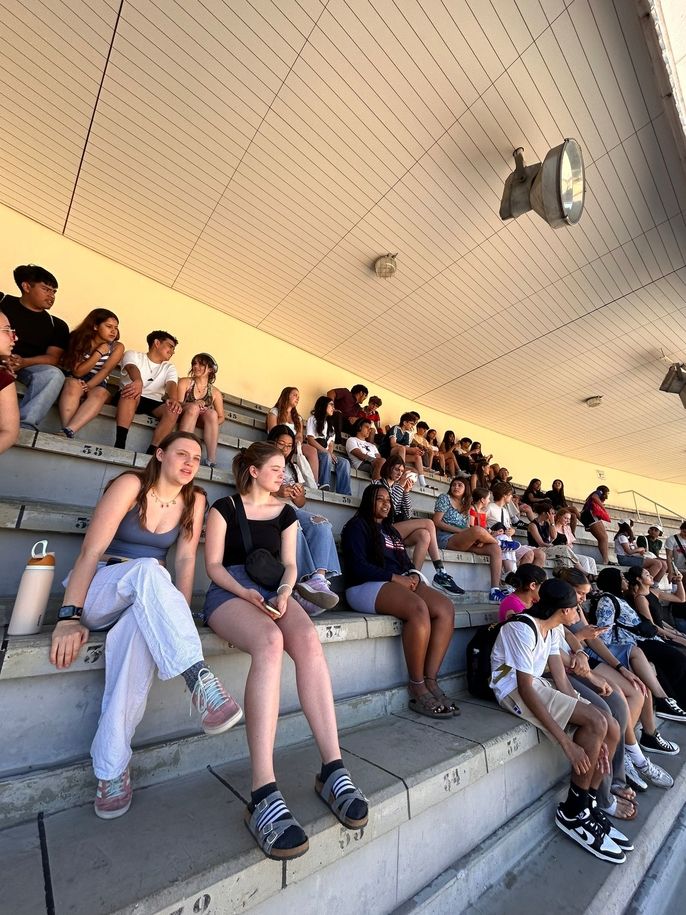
177, 353, 225, 468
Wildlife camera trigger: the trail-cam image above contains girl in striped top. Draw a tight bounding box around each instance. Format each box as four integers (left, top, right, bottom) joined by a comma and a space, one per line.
59, 308, 124, 439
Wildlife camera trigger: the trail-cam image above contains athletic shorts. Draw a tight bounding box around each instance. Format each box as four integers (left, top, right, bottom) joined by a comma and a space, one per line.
111, 391, 164, 417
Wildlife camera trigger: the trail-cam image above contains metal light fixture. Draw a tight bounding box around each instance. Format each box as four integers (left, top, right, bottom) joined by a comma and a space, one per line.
660, 363, 686, 409
374, 254, 397, 278
500, 140, 585, 228
584, 395, 603, 408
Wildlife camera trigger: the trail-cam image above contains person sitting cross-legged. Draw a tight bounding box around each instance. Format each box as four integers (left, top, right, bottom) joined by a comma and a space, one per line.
113, 330, 181, 453
342, 484, 459, 718
204, 442, 368, 860
49, 432, 242, 820
491, 578, 631, 863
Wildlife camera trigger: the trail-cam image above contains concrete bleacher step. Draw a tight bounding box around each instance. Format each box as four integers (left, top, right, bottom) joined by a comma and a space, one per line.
399, 719, 686, 915
1, 604, 493, 825
1, 696, 566, 915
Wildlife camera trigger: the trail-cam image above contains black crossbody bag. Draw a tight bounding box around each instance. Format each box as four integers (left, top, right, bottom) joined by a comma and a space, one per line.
232, 494, 285, 591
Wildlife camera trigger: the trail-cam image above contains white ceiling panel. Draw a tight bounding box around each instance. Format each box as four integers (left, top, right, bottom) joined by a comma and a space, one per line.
2, 0, 686, 479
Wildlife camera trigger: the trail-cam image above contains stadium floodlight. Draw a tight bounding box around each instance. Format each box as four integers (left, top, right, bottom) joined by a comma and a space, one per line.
499, 140, 585, 228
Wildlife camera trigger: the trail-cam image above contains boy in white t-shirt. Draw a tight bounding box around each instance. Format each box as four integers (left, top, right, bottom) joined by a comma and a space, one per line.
490, 579, 631, 864
114, 330, 180, 452
345, 418, 384, 476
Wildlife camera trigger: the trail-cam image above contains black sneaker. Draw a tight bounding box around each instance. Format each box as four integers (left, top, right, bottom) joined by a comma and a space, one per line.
639, 728, 680, 756
555, 805, 626, 864
590, 803, 634, 851
432, 570, 465, 595
654, 697, 686, 722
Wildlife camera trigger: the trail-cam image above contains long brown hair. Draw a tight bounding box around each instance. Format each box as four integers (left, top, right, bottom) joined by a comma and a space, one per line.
62, 308, 119, 372
449, 476, 472, 513
273, 386, 302, 434
233, 441, 283, 495
105, 431, 203, 540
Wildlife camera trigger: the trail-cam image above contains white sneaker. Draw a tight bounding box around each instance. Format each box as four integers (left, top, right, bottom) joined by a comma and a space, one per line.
623, 754, 648, 792
636, 757, 674, 789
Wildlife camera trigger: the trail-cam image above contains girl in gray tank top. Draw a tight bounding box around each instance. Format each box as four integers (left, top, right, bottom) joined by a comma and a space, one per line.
49, 431, 242, 821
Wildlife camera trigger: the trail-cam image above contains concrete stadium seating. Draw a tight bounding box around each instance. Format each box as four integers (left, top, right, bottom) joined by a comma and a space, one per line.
1, 393, 684, 915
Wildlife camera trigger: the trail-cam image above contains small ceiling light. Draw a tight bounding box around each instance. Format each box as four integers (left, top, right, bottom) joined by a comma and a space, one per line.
584, 395, 603, 408
499, 140, 585, 228
374, 254, 397, 278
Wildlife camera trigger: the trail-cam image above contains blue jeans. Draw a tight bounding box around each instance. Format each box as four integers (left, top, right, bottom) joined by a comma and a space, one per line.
317, 450, 352, 494
18, 364, 65, 429
295, 508, 341, 578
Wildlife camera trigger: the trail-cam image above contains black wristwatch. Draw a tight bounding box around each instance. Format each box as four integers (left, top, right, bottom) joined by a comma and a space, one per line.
57, 605, 83, 621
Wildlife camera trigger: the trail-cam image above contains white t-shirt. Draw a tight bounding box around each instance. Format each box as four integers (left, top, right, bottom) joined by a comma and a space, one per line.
268, 408, 301, 435
486, 502, 512, 530
120, 351, 178, 402
666, 534, 686, 571
490, 615, 558, 703
550, 623, 570, 659
615, 535, 632, 557
306, 415, 334, 444
345, 436, 380, 469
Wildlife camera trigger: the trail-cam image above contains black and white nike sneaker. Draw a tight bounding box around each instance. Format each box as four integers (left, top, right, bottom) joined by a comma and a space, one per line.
590, 803, 634, 851
555, 805, 626, 863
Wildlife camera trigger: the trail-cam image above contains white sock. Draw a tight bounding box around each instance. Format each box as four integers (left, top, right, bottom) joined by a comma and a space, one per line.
418, 474, 426, 487
625, 743, 647, 766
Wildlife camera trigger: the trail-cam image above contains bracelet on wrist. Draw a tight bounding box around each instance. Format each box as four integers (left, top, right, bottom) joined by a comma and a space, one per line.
615, 662, 623, 671
276, 584, 292, 596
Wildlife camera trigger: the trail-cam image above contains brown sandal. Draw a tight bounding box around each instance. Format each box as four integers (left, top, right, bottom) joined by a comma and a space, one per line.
425, 677, 461, 716
408, 690, 453, 719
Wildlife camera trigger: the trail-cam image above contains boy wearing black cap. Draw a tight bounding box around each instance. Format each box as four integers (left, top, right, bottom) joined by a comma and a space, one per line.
490, 578, 632, 864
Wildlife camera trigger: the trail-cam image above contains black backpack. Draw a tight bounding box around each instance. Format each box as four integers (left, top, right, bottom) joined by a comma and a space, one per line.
466, 615, 538, 701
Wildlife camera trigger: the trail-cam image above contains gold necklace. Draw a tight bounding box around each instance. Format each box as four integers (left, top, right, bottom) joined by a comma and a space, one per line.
150, 487, 177, 508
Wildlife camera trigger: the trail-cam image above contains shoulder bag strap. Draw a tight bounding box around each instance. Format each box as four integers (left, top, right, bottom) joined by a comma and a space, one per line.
231, 494, 254, 553
504, 614, 538, 646
674, 534, 686, 556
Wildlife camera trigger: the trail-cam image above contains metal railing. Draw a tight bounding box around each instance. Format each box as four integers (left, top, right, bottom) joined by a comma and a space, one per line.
616, 490, 683, 526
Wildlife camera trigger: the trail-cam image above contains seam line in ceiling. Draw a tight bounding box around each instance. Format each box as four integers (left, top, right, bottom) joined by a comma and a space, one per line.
61, 0, 124, 235
168, 0, 332, 287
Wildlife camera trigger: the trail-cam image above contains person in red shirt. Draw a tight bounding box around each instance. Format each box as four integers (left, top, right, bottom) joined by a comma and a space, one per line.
326, 384, 368, 442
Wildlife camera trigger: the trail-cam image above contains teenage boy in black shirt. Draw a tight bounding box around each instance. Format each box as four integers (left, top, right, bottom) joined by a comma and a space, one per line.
1, 264, 68, 430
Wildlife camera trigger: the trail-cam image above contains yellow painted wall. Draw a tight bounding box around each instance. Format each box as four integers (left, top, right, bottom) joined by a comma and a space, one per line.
2, 202, 685, 517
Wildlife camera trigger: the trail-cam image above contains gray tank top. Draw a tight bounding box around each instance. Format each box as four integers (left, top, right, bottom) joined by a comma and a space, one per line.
107, 506, 180, 561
